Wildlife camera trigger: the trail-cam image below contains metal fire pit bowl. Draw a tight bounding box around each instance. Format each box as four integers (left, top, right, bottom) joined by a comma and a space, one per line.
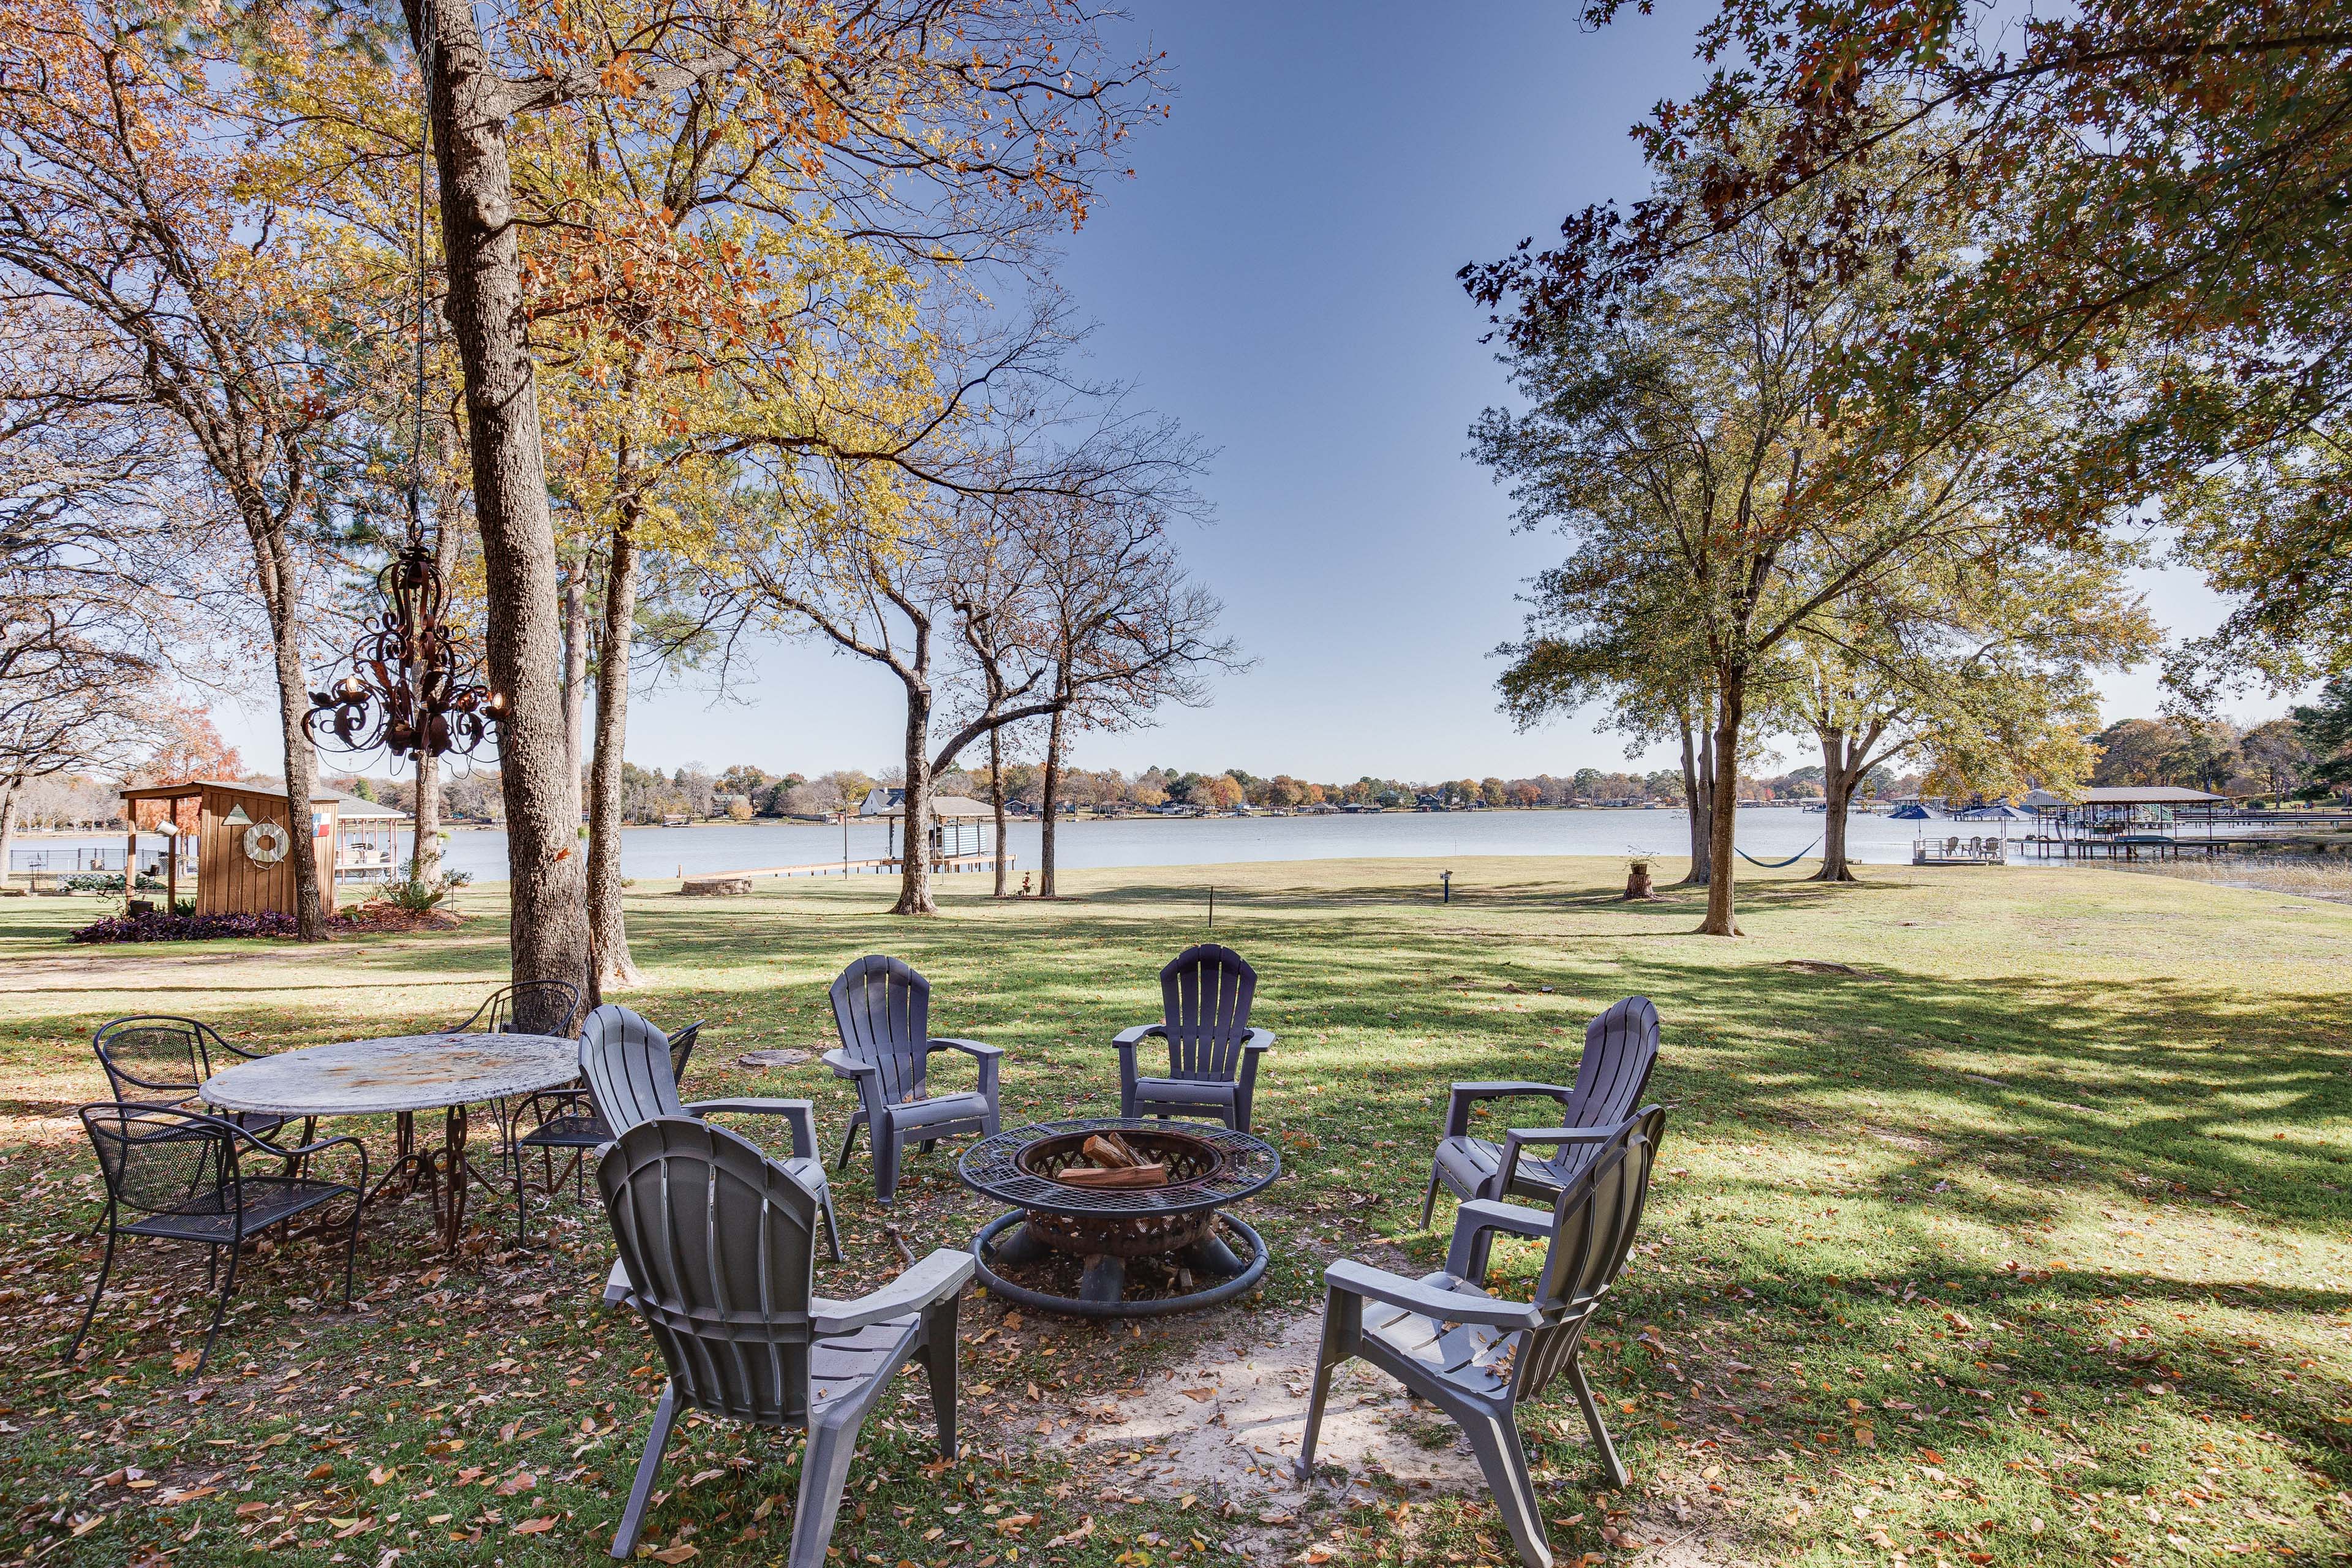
958, 1117, 1281, 1317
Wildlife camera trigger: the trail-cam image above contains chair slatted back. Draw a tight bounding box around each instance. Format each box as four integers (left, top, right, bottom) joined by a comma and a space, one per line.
829, 957, 931, 1104
579, 1005, 688, 1135
598, 1117, 821, 1426
80, 1104, 235, 1219
459, 980, 582, 1038
1514, 1105, 1665, 1401
1562, 996, 1659, 1131
92, 1016, 225, 1102
1159, 944, 1256, 1082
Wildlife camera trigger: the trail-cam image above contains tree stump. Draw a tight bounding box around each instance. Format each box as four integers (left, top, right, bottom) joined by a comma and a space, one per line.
680, 876, 753, 896
1623, 860, 1656, 900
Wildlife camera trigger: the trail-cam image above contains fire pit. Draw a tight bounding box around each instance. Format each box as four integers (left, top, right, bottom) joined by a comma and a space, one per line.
957, 1117, 1281, 1317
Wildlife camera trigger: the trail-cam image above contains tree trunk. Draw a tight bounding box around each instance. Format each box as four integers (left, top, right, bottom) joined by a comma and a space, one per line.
562, 566, 588, 827
1678, 710, 1714, 887
1698, 676, 1745, 935
252, 517, 328, 939
0, 777, 18, 894
1039, 701, 1066, 897
588, 525, 643, 993
989, 726, 1009, 897
410, 0, 590, 997
893, 680, 937, 915
1812, 726, 1861, 883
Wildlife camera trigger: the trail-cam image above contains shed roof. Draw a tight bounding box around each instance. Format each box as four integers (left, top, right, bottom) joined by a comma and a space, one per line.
858, 788, 992, 820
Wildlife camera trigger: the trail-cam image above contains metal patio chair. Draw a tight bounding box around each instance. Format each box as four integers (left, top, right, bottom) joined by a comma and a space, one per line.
91, 1016, 296, 1141
578, 1005, 839, 1259
1422, 995, 1658, 1227
451, 979, 582, 1037
597, 1117, 974, 1564
1298, 1106, 1665, 1568
825, 956, 1003, 1205
507, 1020, 701, 1245
1114, 943, 1275, 1132
71, 1103, 366, 1374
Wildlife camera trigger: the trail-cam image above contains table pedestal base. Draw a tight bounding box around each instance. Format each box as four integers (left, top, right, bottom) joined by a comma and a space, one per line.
366, 1102, 509, 1253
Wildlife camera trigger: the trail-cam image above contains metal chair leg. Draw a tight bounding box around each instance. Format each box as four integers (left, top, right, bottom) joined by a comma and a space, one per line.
610, 1382, 679, 1559
195, 1239, 240, 1375
65, 1218, 117, 1362
339, 1195, 362, 1308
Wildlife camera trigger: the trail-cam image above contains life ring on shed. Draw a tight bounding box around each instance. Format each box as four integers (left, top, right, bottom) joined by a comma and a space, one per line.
241, 821, 291, 866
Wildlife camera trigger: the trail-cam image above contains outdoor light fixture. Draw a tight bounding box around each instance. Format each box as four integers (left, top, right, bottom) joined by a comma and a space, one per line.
304, 540, 502, 765
303, 6, 501, 770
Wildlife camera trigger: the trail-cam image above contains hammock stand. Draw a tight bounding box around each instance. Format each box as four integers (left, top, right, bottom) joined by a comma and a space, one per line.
1733, 837, 1820, 869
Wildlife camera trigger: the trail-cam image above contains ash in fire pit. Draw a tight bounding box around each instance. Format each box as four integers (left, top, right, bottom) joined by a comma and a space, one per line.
958, 1117, 1281, 1317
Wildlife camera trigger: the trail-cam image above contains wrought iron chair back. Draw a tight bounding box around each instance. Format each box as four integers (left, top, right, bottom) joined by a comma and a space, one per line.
600, 1117, 825, 1426
1513, 1104, 1664, 1402
454, 979, 582, 1038
1161, 944, 1257, 1082
81, 1102, 233, 1217
92, 1016, 232, 1102
827, 956, 932, 1103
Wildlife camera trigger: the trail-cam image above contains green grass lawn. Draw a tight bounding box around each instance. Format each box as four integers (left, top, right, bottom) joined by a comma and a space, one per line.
0, 856, 2345, 1567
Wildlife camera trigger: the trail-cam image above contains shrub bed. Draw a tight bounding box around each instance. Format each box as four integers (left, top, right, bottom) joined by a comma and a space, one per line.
66, 900, 464, 943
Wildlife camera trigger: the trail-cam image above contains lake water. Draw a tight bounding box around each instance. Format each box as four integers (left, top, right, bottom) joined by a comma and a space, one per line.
438, 804, 1947, 881
15, 804, 2005, 883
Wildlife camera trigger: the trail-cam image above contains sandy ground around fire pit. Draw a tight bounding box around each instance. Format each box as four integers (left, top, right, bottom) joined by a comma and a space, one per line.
1051, 1310, 1748, 1566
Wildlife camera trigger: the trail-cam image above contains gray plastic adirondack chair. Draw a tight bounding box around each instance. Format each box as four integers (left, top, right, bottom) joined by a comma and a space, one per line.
597, 1117, 974, 1565
578, 1004, 841, 1259
1299, 1106, 1667, 1568
825, 956, 1002, 1204
1422, 995, 1658, 1227
1114, 944, 1275, 1132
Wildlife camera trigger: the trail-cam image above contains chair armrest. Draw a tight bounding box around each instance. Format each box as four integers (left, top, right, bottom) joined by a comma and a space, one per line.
1242, 1028, 1275, 1054
685, 1098, 819, 1162
225, 1125, 369, 1194
927, 1037, 1001, 1060
1444, 1081, 1573, 1138
1445, 1199, 1556, 1281
1498, 1125, 1619, 1192
1324, 1259, 1543, 1330
1111, 1024, 1165, 1049
812, 1248, 977, 1335
822, 1049, 880, 1080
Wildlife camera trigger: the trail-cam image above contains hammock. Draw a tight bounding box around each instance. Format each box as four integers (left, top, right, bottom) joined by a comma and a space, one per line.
1734, 837, 1820, 868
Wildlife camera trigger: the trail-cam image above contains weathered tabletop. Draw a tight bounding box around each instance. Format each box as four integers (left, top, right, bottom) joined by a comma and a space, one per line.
200, 1033, 579, 1118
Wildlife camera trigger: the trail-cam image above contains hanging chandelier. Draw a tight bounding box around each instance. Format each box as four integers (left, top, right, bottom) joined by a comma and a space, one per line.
306, 540, 505, 763
304, 4, 502, 767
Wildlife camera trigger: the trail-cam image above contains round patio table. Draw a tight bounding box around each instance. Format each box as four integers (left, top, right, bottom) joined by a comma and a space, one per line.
202, 1033, 577, 1253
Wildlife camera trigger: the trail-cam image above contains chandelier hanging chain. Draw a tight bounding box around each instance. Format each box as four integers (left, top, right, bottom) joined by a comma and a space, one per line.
303, 0, 505, 768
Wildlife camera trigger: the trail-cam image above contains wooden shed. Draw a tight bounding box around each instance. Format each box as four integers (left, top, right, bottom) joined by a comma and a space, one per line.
118, 779, 344, 917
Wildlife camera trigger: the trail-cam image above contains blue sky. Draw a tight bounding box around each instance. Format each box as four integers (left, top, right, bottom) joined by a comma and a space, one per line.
219, 1, 2276, 783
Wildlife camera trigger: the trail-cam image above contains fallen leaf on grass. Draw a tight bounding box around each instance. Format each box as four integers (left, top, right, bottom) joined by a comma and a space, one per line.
1179, 1387, 1216, 1402
647, 1545, 698, 1563
511, 1518, 556, 1535
1045, 1517, 1095, 1549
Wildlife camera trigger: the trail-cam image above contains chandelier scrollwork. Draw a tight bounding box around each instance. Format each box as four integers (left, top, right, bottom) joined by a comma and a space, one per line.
304, 538, 505, 764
